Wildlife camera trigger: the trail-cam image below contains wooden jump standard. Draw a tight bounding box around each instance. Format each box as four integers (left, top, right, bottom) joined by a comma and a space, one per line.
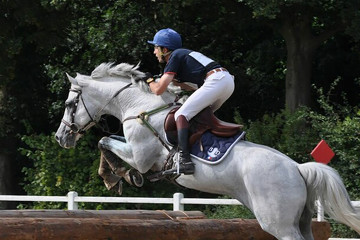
0, 210, 330, 240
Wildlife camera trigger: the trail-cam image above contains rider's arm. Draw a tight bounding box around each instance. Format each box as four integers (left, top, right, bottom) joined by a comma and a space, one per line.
149, 73, 174, 95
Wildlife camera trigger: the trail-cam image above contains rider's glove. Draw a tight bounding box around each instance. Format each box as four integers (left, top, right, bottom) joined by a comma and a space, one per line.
139, 72, 155, 85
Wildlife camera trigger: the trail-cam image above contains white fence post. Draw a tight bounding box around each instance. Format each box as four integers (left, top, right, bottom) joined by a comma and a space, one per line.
67, 191, 78, 210
173, 192, 184, 211
316, 199, 324, 221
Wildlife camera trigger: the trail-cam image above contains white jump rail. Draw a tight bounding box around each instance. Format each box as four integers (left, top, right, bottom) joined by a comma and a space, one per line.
0, 192, 241, 211
0, 191, 359, 222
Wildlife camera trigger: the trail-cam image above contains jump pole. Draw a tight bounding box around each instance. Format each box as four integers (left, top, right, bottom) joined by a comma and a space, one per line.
0, 210, 331, 240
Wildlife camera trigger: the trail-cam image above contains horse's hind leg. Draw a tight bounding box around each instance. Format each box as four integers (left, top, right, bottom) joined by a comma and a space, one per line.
244, 165, 308, 240
252, 203, 305, 240
263, 204, 313, 240
299, 205, 314, 240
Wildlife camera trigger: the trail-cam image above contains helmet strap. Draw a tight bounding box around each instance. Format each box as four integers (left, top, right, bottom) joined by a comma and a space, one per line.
159, 47, 172, 62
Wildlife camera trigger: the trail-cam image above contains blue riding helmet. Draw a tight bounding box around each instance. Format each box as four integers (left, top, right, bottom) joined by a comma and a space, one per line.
147, 28, 182, 50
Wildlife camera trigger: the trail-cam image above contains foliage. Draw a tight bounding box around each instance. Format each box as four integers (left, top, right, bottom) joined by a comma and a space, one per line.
313, 103, 360, 238
237, 108, 316, 164
0, 0, 70, 135
306, 80, 360, 200
303, 83, 360, 238
241, 0, 360, 112
243, 0, 360, 36
20, 132, 102, 209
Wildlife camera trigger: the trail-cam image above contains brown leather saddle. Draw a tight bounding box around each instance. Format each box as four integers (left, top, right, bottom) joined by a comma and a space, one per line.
164, 107, 243, 146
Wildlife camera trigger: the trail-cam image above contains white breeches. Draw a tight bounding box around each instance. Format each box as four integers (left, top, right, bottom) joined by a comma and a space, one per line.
174, 70, 235, 121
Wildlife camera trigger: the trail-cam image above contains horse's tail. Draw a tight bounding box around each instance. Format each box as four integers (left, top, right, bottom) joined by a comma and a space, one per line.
298, 162, 360, 234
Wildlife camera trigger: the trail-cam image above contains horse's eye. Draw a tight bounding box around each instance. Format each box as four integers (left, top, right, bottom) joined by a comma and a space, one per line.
65, 101, 73, 108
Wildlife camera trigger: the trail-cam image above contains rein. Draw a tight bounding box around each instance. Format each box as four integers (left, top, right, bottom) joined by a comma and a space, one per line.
123, 102, 181, 152
94, 83, 133, 120
62, 83, 132, 134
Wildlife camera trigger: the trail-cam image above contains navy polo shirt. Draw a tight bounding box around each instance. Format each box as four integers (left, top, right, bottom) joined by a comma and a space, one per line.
164, 48, 220, 87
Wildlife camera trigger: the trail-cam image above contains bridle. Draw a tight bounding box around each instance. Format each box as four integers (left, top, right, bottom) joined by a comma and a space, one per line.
61, 83, 132, 134
61, 89, 94, 134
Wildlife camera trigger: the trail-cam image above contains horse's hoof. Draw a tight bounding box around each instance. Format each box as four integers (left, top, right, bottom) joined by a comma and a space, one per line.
109, 180, 123, 195
125, 169, 144, 188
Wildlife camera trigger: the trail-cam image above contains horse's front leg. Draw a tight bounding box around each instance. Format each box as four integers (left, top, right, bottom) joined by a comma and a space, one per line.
98, 149, 123, 195
98, 136, 146, 170
98, 136, 144, 188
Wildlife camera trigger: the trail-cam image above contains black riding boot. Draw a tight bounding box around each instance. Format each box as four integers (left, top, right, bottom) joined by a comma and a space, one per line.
172, 115, 195, 175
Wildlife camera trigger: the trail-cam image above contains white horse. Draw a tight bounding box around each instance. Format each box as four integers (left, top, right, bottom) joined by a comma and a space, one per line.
55, 62, 360, 240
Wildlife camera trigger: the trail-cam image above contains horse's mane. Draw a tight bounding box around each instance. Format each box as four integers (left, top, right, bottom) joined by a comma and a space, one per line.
90, 62, 150, 92
89, 62, 183, 96
91, 62, 145, 80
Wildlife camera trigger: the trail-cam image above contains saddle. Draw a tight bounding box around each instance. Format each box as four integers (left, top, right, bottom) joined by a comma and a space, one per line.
164, 107, 243, 146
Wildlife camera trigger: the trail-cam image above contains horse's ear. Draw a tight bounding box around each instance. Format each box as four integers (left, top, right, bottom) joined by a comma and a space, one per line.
75, 73, 89, 87
66, 73, 77, 85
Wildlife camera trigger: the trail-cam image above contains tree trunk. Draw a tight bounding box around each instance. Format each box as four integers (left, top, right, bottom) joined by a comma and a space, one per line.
285, 41, 314, 112
277, 12, 343, 112
0, 90, 18, 209
278, 15, 316, 112
0, 151, 15, 209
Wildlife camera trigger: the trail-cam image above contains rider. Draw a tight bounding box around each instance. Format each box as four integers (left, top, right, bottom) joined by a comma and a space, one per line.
146, 28, 235, 175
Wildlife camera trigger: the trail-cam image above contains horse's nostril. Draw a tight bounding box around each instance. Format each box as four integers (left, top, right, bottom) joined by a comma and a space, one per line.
55, 135, 60, 141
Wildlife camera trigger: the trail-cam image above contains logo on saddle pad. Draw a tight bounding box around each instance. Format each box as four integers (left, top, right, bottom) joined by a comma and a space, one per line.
206, 147, 221, 160
191, 131, 245, 163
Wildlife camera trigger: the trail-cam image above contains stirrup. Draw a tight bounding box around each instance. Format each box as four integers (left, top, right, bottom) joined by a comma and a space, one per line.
168, 161, 195, 175
179, 162, 195, 175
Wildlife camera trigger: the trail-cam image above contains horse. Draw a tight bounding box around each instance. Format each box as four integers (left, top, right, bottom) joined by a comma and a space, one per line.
55, 62, 360, 240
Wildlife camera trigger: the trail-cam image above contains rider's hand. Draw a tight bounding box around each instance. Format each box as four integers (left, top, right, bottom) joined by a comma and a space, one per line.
138, 72, 154, 85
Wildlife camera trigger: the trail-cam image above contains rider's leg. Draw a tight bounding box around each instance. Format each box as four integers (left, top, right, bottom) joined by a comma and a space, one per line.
171, 71, 234, 175
174, 71, 234, 120
174, 115, 195, 174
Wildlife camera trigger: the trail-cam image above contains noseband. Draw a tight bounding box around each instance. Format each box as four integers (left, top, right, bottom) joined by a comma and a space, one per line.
61, 83, 132, 134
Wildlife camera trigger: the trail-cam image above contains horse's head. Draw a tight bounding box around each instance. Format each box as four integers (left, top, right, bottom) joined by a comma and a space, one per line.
55, 62, 148, 148
55, 62, 181, 148
55, 73, 99, 148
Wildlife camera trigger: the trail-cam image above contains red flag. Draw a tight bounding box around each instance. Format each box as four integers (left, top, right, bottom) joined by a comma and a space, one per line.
311, 140, 335, 164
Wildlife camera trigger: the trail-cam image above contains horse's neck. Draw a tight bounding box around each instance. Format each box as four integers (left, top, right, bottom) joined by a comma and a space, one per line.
94, 82, 176, 122
85, 80, 130, 120
122, 87, 175, 115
